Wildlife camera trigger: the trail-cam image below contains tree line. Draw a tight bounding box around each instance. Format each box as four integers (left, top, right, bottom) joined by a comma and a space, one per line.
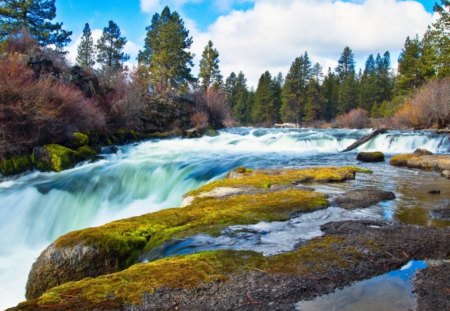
1, 0, 449, 128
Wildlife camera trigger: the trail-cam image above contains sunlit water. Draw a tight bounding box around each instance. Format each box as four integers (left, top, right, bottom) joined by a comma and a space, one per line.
0, 128, 449, 309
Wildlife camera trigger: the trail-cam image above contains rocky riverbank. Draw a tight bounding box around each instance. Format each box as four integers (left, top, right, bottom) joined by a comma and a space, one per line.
10, 165, 450, 310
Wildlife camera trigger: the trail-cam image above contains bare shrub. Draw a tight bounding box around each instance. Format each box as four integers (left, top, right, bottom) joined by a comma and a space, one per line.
190, 111, 209, 130
194, 87, 232, 129
109, 76, 147, 131
1, 28, 39, 55
333, 108, 370, 129
395, 78, 450, 129
0, 56, 105, 157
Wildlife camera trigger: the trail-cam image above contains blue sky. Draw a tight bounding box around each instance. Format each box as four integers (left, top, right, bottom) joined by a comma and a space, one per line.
57, 0, 438, 86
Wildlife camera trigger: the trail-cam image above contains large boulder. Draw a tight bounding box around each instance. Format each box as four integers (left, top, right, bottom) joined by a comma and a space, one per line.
332, 188, 396, 209
357, 151, 385, 162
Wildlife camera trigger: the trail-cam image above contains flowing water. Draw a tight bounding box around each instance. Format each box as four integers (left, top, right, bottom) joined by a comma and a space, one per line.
0, 128, 449, 309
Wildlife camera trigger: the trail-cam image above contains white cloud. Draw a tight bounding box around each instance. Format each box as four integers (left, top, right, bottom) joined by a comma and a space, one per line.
190, 0, 433, 87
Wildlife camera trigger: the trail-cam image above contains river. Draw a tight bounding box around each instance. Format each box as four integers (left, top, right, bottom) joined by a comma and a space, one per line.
0, 128, 449, 309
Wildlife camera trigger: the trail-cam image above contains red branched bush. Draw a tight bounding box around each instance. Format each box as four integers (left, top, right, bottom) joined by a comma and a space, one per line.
194, 87, 232, 129
395, 78, 450, 129
0, 56, 105, 157
334, 108, 370, 129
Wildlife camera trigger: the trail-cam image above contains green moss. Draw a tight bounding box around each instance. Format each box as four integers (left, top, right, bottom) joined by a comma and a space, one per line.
33, 144, 79, 172
390, 154, 418, 166
55, 188, 328, 259
33, 235, 365, 307
0, 155, 33, 176
0, 159, 15, 176
188, 166, 371, 197
71, 132, 89, 147
77, 146, 97, 160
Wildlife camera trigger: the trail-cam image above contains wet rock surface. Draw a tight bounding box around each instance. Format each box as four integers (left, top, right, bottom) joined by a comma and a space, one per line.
332, 188, 396, 209
430, 207, 450, 221
413, 262, 450, 311
13, 221, 450, 311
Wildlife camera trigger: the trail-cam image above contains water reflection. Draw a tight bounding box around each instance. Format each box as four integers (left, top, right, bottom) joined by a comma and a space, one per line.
295, 260, 427, 311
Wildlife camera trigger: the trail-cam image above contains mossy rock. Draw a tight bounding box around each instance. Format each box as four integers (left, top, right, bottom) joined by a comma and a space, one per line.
25, 166, 371, 299
20, 222, 449, 310
390, 154, 418, 166
0, 155, 34, 176
357, 151, 385, 163
77, 146, 97, 161
69, 132, 89, 148
32, 144, 80, 172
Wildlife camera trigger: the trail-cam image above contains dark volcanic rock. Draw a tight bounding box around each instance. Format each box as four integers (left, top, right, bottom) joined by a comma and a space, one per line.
70, 66, 102, 98
356, 151, 385, 162
332, 188, 396, 209
414, 262, 450, 311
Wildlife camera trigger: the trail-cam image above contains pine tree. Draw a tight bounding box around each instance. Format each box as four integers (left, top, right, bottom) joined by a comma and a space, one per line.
336, 47, 358, 113
304, 78, 323, 123
96, 20, 129, 74
225, 72, 237, 104
76, 23, 95, 68
396, 36, 426, 95
426, 0, 450, 78
199, 40, 222, 90
375, 51, 394, 103
139, 6, 194, 92
252, 71, 278, 125
0, 0, 72, 48
336, 47, 355, 82
321, 68, 339, 121
280, 52, 312, 123
359, 54, 378, 112
230, 72, 251, 123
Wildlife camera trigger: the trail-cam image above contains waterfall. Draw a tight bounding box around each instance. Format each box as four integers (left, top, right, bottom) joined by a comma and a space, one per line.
0, 128, 447, 309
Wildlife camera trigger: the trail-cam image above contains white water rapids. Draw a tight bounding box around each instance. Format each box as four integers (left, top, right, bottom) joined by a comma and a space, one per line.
0, 128, 448, 309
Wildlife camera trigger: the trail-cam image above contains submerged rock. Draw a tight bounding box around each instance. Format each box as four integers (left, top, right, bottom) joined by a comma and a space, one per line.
332, 189, 396, 210
429, 208, 450, 221
24, 166, 369, 300
356, 151, 385, 163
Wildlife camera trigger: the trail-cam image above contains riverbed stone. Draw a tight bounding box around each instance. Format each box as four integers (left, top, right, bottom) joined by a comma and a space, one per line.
441, 170, 450, 179
356, 151, 385, 162
332, 189, 396, 209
